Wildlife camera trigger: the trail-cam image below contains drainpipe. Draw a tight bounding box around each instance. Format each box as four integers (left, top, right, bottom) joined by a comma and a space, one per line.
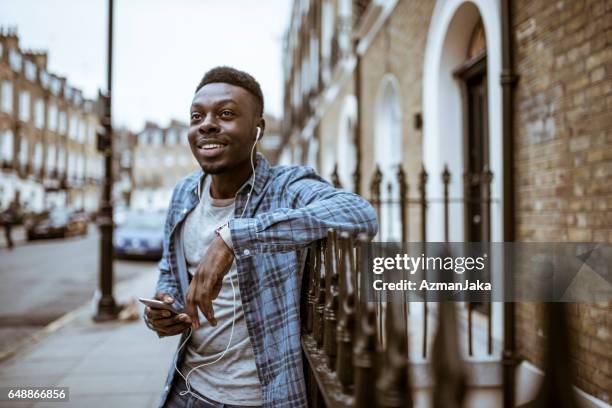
501, 0, 519, 407
353, 39, 362, 196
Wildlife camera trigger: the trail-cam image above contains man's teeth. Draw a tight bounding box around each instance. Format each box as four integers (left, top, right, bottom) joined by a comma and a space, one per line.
202, 144, 223, 149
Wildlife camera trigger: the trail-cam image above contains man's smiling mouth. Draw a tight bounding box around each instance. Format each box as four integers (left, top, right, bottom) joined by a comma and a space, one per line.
201, 143, 225, 150
195, 140, 228, 157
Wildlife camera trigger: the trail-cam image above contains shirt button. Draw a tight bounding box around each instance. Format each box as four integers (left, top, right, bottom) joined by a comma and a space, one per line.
182, 209, 187, 214
164, 385, 169, 392
243, 249, 250, 256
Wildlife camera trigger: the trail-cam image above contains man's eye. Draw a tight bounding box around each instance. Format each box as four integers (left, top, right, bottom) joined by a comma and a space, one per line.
219, 110, 234, 118
190, 113, 201, 121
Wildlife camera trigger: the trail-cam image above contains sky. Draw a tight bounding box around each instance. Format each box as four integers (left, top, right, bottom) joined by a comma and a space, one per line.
0, 0, 292, 131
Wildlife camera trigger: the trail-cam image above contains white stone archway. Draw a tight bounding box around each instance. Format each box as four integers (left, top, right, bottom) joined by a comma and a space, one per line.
337, 95, 357, 192
422, 0, 504, 342
374, 74, 402, 241
422, 0, 503, 243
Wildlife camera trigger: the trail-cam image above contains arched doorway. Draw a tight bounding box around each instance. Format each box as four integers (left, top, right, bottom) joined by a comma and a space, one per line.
455, 18, 489, 242
374, 74, 402, 241
337, 95, 357, 192
422, 0, 505, 346
422, 0, 503, 243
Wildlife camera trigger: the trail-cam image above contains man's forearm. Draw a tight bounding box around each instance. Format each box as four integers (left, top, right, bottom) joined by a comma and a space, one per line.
229, 191, 377, 256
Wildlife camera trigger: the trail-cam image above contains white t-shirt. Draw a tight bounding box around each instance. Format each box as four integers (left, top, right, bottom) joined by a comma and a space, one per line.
179, 175, 262, 406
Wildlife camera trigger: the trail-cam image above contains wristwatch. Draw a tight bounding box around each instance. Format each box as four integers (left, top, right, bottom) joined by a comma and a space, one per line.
215, 222, 233, 250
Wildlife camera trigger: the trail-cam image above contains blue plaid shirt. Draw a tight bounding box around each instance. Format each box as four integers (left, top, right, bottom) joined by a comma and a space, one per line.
149, 154, 378, 408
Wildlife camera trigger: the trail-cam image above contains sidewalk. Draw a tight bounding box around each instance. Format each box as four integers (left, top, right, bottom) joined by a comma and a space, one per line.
0, 269, 180, 408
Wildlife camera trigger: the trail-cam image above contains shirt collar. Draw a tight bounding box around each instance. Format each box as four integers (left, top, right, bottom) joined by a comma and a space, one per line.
191, 152, 270, 200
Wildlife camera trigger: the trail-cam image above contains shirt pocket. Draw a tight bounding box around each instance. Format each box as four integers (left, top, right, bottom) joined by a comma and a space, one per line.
258, 252, 298, 289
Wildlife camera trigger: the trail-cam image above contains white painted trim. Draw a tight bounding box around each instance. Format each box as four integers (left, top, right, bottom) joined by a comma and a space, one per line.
356, 0, 400, 56
422, 0, 505, 341
374, 73, 403, 240
336, 95, 358, 190
422, 0, 503, 242
516, 361, 612, 408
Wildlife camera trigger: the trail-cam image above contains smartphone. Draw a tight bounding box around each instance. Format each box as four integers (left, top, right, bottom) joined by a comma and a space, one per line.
138, 297, 180, 313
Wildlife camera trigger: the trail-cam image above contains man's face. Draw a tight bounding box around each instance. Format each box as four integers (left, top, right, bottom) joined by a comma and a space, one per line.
188, 82, 259, 174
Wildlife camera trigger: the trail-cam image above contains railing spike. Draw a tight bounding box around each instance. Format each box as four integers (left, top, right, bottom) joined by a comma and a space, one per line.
336, 232, 356, 392
432, 302, 467, 408
323, 229, 339, 370
376, 288, 412, 407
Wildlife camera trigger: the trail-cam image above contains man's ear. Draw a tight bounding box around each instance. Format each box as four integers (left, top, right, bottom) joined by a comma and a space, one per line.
256, 117, 266, 139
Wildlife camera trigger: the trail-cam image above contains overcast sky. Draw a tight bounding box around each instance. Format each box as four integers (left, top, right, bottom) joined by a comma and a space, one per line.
0, 0, 291, 131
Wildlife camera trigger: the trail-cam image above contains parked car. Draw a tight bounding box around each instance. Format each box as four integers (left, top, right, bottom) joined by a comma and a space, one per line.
113, 211, 165, 260
26, 209, 89, 240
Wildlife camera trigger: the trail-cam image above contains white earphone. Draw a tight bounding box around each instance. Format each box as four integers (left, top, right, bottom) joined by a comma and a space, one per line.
174, 124, 262, 402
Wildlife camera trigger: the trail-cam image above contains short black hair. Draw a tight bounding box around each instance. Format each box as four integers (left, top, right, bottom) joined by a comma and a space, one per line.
196, 66, 264, 116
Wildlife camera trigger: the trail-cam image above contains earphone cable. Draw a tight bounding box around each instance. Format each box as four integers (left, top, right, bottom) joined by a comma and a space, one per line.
174, 127, 259, 402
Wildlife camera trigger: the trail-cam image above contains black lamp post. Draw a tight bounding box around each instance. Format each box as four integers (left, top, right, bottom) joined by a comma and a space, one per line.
94, 0, 118, 322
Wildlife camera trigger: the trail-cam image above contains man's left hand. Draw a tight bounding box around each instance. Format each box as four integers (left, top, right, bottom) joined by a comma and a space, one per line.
186, 235, 234, 328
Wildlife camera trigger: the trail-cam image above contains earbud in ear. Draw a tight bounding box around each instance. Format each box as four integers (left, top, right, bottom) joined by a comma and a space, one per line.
255, 127, 262, 141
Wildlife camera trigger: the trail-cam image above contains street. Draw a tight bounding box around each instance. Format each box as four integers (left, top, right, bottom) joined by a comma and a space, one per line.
0, 227, 158, 357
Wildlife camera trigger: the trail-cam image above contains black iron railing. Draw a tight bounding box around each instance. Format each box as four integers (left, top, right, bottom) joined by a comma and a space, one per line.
301, 164, 579, 407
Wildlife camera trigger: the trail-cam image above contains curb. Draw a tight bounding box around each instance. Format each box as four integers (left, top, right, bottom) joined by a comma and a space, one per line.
0, 268, 157, 364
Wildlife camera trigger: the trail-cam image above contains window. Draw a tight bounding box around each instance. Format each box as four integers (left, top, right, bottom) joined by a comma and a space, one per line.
138, 132, 148, 145
164, 153, 175, 166
19, 137, 28, 166
19, 90, 30, 121
9, 50, 21, 71
1, 82, 12, 113
152, 130, 162, 146
1, 130, 14, 161
46, 144, 56, 172
67, 153, 75, 178
88, 120, 96, 144
25, 61, 37, 82
79, 120, 87, 142
98, 156, 104, 178
48, 104, 57, 131
33, 143, 42, 171
69, 115, 79, 139
35, 99, 45, 129
180, 130, 189, 145
40, 70, 49, 89
57, 148, 66, 172
120, 150, 131, 167
166, 129, 177, 145
58, 111, 67, 134
50, 77, 61, 96
76, 155, 84, 179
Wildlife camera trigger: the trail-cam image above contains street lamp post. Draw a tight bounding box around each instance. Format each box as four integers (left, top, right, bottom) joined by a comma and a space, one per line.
94, 0, 118, 322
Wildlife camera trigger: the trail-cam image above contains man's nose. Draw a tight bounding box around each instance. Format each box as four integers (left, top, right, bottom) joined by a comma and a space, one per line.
199, 114, 220, 134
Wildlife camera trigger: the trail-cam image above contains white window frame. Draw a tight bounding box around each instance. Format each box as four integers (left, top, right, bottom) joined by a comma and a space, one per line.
19, 90, 30, 121
1, 81, 13, 113
35, 99, 45, 129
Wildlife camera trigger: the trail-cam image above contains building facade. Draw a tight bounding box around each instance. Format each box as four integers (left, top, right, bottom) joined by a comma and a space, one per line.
282, 0, 611, 404
131, 120, 198, 210
0, 28, 104, 214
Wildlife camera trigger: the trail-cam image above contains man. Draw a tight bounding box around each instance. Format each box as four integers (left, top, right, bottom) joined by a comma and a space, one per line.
1, 192, 22, 250
144, 66, 378, 408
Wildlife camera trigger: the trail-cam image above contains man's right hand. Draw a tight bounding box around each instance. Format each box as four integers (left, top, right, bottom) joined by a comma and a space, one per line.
145, 292, 192, 337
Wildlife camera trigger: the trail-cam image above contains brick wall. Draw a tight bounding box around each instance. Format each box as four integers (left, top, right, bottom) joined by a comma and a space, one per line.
359, 0, 434, 240
360, 0, 434, 193
513, 0, 612, 401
